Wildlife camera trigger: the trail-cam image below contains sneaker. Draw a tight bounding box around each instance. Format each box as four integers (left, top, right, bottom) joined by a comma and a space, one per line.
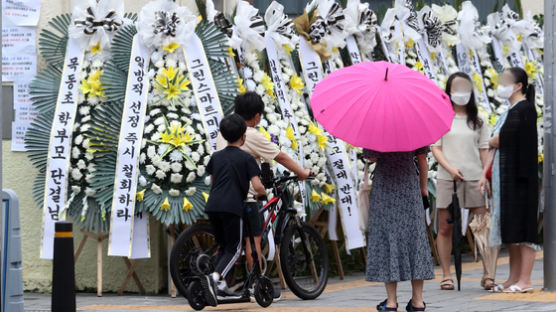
273, 288, 282, 302
200, 275, 218, 307
216, 280, 240, 297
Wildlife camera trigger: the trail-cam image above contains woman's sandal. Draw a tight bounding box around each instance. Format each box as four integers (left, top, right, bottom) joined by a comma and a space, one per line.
481, 277, 496, 291
440, 278, 454, 290
489, 283, 505, 293
406, 299, 426, 311
503, 285, 534, 293
377, 299, 398, 311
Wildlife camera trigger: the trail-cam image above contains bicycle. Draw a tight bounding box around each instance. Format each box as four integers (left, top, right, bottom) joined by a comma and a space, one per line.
169, 166, 329, 303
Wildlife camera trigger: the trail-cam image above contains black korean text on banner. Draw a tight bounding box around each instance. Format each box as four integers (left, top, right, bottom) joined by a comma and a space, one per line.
183, 34, 224, 152
108, 35, 151, 258
41, 39, 84, 259
298, 37, 366, 250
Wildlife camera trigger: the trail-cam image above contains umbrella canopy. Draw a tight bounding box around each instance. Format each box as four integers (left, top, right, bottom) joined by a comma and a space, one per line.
310, 61, 454, 152
447, 181, 463, 291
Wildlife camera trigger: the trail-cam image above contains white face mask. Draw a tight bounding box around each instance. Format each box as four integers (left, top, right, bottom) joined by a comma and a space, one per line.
497, 84, 515, 100
451, 92, 472, 106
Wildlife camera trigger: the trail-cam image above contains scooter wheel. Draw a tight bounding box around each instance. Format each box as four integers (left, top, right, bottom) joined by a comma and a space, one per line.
254, 276, 274, 307
187, 280, 207, 311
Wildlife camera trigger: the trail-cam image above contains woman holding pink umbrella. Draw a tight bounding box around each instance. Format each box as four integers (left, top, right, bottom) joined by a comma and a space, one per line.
311, 61, 454, 312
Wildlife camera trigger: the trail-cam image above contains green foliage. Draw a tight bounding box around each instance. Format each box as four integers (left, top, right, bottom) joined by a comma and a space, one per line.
514, 0, 523, 18
454, 0, 463, 11
38, 13, 71, 68
416, 0, 426, 11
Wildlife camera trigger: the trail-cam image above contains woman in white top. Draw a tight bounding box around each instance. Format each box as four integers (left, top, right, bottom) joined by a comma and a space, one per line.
432, 72, 494, 291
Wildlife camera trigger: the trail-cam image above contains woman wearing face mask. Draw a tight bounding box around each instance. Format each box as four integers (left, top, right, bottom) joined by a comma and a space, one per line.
479, 67, 540, 293
432, 72, 495, 291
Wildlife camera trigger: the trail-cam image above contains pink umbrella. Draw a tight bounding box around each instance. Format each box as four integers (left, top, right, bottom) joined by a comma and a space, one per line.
310, 61, 454, 152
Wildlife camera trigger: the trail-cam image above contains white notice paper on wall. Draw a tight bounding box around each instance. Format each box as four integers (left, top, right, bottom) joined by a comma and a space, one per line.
2, 26, 37, 81
2, 0, 41, 26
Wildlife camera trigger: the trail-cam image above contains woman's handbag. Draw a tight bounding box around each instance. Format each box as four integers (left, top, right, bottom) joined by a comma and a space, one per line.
358, 161, 371, 232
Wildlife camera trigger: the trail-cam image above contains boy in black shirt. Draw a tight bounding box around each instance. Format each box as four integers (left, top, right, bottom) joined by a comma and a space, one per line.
201, 114, 267, 306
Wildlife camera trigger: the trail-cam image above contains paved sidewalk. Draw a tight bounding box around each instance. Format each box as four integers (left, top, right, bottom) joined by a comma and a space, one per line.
24, 251, 556, 312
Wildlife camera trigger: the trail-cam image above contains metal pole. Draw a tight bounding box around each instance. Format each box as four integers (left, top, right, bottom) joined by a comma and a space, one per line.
543, 0, 556, 292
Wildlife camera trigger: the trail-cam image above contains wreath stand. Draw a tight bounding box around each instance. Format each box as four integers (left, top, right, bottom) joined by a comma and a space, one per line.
74, 230, 146, 296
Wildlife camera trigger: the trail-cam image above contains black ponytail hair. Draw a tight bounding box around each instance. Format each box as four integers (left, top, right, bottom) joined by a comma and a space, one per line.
508, 67, 536, 106
445, 72, 483, 130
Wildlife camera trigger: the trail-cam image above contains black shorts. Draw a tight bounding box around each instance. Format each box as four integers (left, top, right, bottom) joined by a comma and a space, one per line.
243, 202, 264, 237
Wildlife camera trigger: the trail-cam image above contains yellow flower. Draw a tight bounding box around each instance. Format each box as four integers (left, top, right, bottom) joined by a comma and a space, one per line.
488, 113, 498, 126
203, 192, 209, 202
332, 46, 339, 54
136, 189, 145, 202
161, 197, 171, 211
320, 193, 336, 205
283, 44, 293, 55
316, 134, 328, 150
311, 189, 321, 202
324, 183, 335, 194
289, 74, 305, 95
430, 52, 437, 61
237, 78, 246, 94
80, 69, 105, 98
517, 34, 523, 42
525, 60, 539, 79
182, 197, 193, 211
472, 73, 483, 93
503, 44, 510, 55
539, 154, 544, 163
154, 66, 190, 100
405, 39, 415, 48
163, 42, 181, 53
259, 126, 271, 141
261, 73, 275, 97
227, 46, 236, 57
414, 60, 423, 73
91, 41, 101, 55
162, 66, 178, 81
286, 126, 298, 150
308, 122, 323, 136
487, 68, 499, 89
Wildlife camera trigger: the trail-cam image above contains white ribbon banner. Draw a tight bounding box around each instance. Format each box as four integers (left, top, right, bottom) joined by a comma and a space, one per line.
377, 28, 393, 63
415, 38, 436, 82
345, 35, 363, 64
183, 34, 224, 152
298, 37, 365, 249
490, 38, 505, 67
264, 33, 307, 208
40, 39, 84, 259
470, 48, 492, 113
523, 43, 544, 96
108, 35, 151, 258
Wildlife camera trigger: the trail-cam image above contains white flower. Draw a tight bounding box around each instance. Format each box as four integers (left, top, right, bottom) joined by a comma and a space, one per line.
146, 165, 156, 175
151, 132, 161, 141
154, 117, 165, 125
77, 159, 86, 169
253, 71, 264, 82
140, 153, 146, 164
144, 124, 154, 134
203, 155, 211, 166
197, 144, 204, 155
196, 165, 205, 176
154, 60, 165, 69
147, 146, 157, 159
74, 135, 84, 146
185, 187, 196, 196
185, 161, 196, 171
155, 170, 166, 180
85, 153, 93, 161
169, 150, 184, 162
166, 58, 177, 69
82, 139, 90, 148
149, 108, 161, 116
191, 152, 200, 162
71, 169, 83, 180
169, 188, 180, 197
205, 176, 211, 185
170, 173, 183, 183
186, 172, 196, 183
158, 161, 171, 172
79, 105, 90, 116
151, 183, 162, 194
158, 144, 170, 155
139, 175, 147, 187
167, 112, 179, 120
171, 162, 183, 173
85, 187, 96, 197
71, 186, 81, 194
255, 85, 265, 96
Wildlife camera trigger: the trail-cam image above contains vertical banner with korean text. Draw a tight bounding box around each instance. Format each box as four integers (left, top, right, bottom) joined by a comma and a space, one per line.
183, 34, 224, 152
298, 37, 365, 250
108, 35, 151, 258
40, 39, 83, 259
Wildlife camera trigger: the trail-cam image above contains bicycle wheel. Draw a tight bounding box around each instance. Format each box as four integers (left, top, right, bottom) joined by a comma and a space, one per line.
170, 223, 217, 298
280, 222, 328, 300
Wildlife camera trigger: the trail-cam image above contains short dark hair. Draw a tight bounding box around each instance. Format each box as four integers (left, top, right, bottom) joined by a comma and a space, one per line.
219, 114, 247, 143
234, 92, 264, 120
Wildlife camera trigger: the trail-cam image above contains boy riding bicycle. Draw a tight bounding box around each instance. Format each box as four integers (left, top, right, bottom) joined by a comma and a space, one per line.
216, 92, 311, 279
202, 114, 267, 306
